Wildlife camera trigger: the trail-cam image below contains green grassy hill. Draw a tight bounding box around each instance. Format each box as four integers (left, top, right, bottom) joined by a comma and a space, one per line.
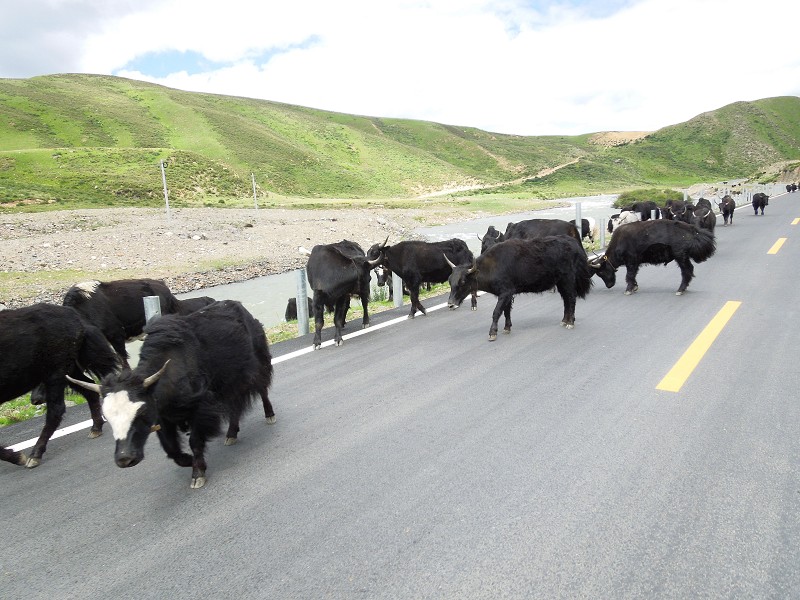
1, 74, 799, 210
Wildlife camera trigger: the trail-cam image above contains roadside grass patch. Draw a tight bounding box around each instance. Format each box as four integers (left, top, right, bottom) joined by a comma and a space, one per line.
267, 282, 449, 344
0, 391, 86, 427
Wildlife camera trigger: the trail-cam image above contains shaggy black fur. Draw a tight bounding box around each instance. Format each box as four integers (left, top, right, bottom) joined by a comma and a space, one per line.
97, 300, 274, 488
1, 304, 119, 467
448, 236, 593, 341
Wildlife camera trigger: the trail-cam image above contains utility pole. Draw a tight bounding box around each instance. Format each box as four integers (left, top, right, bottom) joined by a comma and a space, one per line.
160, 159, 171, 220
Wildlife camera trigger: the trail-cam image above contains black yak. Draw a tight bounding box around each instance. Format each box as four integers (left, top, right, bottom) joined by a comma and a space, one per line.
446, 236, 593, 341
590, 220, 716, 296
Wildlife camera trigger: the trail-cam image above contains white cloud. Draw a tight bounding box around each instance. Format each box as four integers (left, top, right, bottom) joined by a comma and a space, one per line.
5, 0, 800, 135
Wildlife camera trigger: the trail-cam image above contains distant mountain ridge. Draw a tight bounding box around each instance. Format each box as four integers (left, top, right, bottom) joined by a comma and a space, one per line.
0, 73, 798, 208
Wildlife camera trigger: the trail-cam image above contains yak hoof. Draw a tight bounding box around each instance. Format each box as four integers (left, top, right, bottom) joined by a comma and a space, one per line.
335, 339, 343, 347
88, 429, 103, 439
624, 290, 633, 296
503, 328, 511, 334
265, 415, 277, 425
488, 333, 497, 342
362, 323, 370, 329
25, 456, 41, 469
313, 344, 321, 350
564, 323, 575, 330
17, 452, 30, 467
190, 476, 207, 489
471, 306, 477, 312
675, 290, 685, 296
224, 437, 238, 446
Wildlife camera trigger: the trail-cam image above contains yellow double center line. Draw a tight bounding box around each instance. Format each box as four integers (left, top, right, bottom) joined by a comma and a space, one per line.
656, 301, 742, 392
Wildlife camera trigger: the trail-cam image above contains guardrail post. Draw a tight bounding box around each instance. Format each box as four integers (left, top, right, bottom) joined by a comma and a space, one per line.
296, 268, 310, 336
143, 296, 161, 323
392, 273, 403, 308
599, 218, 606, 249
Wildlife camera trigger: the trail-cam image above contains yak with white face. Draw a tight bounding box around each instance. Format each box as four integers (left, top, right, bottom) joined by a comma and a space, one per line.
70, 300, 275, 489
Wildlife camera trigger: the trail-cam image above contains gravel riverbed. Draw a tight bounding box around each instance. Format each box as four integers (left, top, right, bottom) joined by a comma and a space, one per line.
0, 205, 486, 309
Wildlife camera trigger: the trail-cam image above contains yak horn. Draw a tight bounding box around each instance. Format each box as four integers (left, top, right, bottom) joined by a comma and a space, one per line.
66, 375, 102, 394
143, 359, 170, 388
467, 258, 477, 274
380, 235, 389, 249
298, 246, 312, 256
443, 253, 457, 270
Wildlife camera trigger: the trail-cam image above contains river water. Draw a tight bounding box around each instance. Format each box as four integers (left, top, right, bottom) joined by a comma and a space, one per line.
175, 194, 620, 329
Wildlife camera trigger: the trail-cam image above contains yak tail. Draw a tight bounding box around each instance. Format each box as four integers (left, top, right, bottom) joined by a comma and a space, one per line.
573, 249, 594, 299
78, 324, 122, 379
689, 227, 716, 263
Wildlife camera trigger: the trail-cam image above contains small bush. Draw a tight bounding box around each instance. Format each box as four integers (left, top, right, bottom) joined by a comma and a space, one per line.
614, 188, 684, 208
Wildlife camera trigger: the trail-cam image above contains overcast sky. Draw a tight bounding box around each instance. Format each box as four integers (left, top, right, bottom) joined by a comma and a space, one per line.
3, 0, 799, 136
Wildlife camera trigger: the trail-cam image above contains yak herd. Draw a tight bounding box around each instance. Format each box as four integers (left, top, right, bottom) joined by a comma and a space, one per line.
0, 188, 787, 487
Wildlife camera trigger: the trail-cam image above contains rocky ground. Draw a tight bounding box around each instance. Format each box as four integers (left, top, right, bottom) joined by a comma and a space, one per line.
0, 205, 487, 309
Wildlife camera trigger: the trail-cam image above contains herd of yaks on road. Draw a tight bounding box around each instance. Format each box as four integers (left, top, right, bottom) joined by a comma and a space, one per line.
1, 185, 794, 486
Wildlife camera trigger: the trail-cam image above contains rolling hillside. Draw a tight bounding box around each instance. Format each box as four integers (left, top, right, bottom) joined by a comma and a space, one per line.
1, 74, 798, 209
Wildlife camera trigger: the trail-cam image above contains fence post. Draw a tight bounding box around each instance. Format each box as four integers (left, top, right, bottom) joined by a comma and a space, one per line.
296, 268, 310, 336
392, 272, 403, 308
143, 296, 161, 323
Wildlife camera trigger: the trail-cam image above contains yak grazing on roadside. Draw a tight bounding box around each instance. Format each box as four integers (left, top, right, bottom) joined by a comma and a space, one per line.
590, 220, 716, 296
1, 304, 120, 468
446, 236, 593, 341
63, 278, 214, 368
302, 240, 379, 349
366, 238, 476, 316
480, 218, 580, 254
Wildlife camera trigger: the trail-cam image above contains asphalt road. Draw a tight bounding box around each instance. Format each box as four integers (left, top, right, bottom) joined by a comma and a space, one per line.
2, 192, 799, 599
